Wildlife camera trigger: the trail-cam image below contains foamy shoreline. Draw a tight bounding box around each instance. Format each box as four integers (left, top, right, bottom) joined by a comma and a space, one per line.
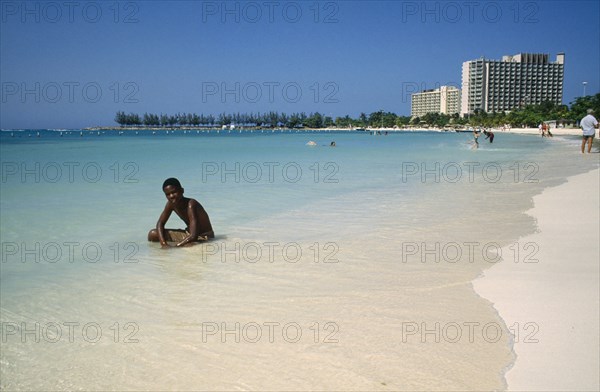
474, 168, 600, 391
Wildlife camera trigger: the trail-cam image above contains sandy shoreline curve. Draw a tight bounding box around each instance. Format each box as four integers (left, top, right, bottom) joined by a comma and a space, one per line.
474, 168, 600, 391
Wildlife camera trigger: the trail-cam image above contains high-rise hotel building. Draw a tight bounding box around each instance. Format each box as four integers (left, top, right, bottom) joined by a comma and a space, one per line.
411, 85, 461, 117
460, 53, 564, 116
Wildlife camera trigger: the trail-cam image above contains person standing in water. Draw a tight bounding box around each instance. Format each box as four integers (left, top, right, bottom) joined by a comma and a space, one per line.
472, 130, 480, 149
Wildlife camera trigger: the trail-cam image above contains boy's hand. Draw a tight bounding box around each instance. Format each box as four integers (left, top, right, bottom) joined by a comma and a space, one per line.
176, 240, 195, 247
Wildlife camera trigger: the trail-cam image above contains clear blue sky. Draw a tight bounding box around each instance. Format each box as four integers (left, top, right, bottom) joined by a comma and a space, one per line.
1, 0, 599, 129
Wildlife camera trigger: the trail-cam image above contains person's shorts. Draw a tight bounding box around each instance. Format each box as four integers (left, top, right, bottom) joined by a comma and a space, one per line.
165, 229, 211, 242
583, 134, 595, 140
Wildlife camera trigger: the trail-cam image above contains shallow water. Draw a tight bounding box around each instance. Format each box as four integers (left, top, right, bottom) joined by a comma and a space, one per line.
1, 129, 598, 390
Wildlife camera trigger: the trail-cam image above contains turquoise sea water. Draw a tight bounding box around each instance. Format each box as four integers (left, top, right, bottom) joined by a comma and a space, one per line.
1, 129, 598, 390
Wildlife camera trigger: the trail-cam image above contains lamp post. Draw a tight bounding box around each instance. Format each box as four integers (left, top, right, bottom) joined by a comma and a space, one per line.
583, 81, 588, 97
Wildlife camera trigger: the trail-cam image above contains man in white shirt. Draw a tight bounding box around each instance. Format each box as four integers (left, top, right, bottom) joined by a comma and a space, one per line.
580, 109, 599, 153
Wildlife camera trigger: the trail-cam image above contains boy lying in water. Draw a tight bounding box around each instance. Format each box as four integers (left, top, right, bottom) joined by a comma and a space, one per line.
147, 178, 214, 248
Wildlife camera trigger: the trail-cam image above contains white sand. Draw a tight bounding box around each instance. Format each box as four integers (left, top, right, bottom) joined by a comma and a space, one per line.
496, 127, 585, 136
474, 168, 600, 391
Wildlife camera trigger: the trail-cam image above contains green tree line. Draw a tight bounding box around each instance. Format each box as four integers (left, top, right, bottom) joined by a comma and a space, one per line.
114, 94, 600, 128
460, 94, 600, 128
113, 110, 405, 128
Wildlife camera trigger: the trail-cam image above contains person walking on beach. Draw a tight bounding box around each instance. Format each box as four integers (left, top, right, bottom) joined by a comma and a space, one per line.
542, 122, 550, 137
580, 109, 599, 154
148, 178, 214, 247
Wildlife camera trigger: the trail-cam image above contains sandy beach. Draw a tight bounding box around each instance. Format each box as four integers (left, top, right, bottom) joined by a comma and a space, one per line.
449, 126, 586, 137
494, 127, 586, 136
474, 168, 600, 391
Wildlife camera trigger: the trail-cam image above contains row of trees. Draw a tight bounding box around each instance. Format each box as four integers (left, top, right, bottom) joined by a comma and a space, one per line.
114, 110, 411, 129
114, 94, 600, 129
114, 111, 335, 128
460, 95, 600, 128
412, 95, 600, 128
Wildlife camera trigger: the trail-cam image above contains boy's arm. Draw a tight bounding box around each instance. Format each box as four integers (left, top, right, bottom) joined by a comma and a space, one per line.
176, 199, 203, 247
156, 203, 173, 248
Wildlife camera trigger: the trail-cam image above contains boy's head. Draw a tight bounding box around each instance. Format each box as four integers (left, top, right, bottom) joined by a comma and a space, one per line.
162, 178, 184, 203
162, 177, 182, 190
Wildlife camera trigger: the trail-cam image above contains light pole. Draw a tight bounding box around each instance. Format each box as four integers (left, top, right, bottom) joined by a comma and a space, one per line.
583, 81, 588, 97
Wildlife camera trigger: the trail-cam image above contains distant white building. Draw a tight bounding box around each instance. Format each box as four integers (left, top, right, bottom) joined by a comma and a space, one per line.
411, 86, 461, 117
461, 53, 564, 116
